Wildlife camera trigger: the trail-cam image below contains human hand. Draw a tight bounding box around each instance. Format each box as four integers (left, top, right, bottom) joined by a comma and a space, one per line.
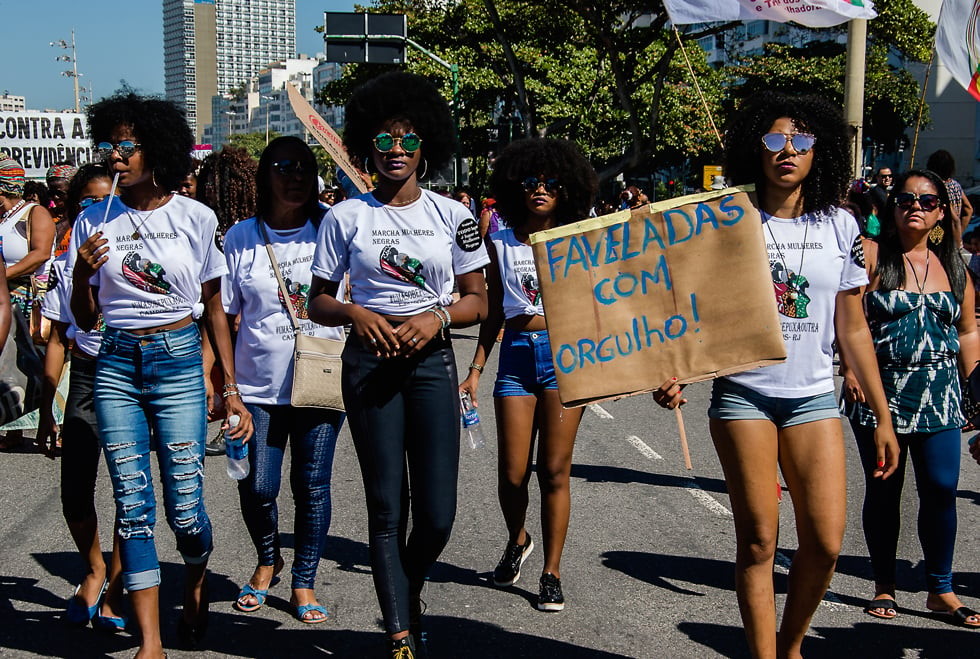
36, 412, 59, 460
842, 370, 865, 403
222, 396, 253, 443
458, 372, 480, 407
74, 232, 109, 278
872, 424, 900, 479
350, 306, 399, 358
393, 311, 442, 357
652, 377, 686, 409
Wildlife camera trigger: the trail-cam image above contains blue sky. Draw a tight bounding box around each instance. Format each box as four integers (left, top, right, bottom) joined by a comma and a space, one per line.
3, 0, 355, 112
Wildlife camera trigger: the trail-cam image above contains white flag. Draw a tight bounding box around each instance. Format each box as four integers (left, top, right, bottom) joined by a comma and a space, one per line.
935, 0, 980, 101
663, 0, 876, 28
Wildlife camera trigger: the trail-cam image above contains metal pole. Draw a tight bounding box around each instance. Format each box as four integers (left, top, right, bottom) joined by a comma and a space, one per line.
71, 29, 79, 113
266, 101, 270, 145
843, 19, 867, 180
451, 64, 461, 189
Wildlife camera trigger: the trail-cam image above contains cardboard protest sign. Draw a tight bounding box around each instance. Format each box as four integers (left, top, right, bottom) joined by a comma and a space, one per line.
286, 83, 369, 193
529, 186, 785, 407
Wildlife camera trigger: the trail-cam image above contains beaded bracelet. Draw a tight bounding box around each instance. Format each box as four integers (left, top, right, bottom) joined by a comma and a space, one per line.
222, 390, 241, 399
222, 383, 239, 391
469, 362, 484, 373
428, 306, 451, 329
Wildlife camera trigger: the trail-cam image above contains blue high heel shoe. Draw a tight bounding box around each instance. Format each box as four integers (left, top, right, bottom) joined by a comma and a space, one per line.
65, 579, 107, 625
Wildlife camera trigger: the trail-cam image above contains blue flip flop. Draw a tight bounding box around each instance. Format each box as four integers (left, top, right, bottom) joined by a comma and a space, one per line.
294, 602, 329, 624
66, 579, 107, 625
234, 583, 269, 613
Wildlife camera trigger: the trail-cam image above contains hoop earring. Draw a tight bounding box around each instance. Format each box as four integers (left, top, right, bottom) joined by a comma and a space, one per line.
151, 169, 159, 190
418, 158, 428, 180
362, 156, 372, 174
929, 223, 945, 245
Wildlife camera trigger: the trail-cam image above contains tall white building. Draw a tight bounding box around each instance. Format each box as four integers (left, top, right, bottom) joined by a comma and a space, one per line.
163, 0, 296, 142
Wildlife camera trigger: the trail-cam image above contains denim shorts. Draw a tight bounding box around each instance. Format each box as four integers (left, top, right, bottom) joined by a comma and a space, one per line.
493, 329, 558, 397
708, 377, 839, 428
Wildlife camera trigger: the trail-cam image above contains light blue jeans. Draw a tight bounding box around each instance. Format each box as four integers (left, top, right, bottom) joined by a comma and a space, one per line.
94, 323, 212, 592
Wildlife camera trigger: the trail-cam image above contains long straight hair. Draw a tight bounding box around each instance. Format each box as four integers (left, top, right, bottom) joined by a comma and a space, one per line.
255, 136, 322, 223
876, 169, 967, 304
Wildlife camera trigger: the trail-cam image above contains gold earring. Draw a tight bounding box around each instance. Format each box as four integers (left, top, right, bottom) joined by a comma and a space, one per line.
929, 223, 945, 245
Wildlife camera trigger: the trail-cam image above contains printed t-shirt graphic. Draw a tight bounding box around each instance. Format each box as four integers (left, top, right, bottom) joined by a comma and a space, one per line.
277, 277, 311, 319
521, 273, 540, 305
122, 252, 173, 295
769, 260, 810, 319
380, 245, 427, 288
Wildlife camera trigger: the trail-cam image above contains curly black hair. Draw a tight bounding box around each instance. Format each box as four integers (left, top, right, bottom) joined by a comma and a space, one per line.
925, 149, 956, 180
65, 163, 112, 224
877, 169, 967, 304
86, 93, 193, 192
724, 91, 851, 215
344, 71, 455, 171
255, 136, 321, 223
197, 146, 257, 232
489, 138, 598, 232
22, 181, 50, 209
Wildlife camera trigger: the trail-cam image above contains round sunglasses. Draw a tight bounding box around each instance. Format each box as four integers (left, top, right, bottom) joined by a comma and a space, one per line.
79, 195, 107, 210
894, 192, 941, 212
761, 132, 816, 154
522, 177, 561, 194
96, 141, 141, 160
373, 132, 422, 154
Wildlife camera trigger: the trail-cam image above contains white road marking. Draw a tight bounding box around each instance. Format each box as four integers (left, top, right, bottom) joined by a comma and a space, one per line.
626, 435, 663, 461
684, 482, 733, 517
588, 403, 614, 419
776, 550, 847, 609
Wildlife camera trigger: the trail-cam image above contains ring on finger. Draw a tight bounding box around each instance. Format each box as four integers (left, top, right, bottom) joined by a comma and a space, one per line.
411, 337, 419, 344
370, 338, 378, 345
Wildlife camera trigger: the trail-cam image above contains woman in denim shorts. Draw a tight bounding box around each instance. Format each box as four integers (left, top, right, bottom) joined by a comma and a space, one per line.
459, 138, 597, 613
71, 93, 251, 658
655, 92, 899, 659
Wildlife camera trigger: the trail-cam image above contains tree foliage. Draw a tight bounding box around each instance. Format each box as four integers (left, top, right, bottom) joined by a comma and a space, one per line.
228, 131, 279, 160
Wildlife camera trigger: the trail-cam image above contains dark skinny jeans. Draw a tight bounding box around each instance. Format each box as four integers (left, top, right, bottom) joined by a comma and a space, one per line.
60, 353, 101, 523
851, 422, 961, 594
238, 404, 343, 590
342, 334, 460, 635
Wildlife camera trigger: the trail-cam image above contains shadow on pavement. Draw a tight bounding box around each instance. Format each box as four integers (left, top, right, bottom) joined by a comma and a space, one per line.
570, 463, 728, 494
601, 550, 761, 596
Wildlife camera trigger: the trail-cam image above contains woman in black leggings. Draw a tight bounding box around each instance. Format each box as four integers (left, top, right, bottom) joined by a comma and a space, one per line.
309, 72, 488, 659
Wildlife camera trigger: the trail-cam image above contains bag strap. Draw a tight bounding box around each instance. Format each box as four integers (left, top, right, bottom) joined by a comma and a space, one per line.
258, 219, 303, 336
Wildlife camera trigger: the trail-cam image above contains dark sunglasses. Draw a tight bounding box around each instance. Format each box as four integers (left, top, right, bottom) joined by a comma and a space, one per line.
895, 192, 941, 212
79, 196, 106, 209
761, 132, 816, 154
271, 160, 309, 176
523, 177, 561, 194
96, 141, 141, 160
373, 132, 422, 153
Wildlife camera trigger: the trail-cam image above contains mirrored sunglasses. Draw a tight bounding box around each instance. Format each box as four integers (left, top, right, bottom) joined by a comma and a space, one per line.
373, 132, 422, 154
79, 195, 106, 209
760, 132, 816, 154
272, 160, 309, 176
96, 141, 140, 160
522, 177, 561, 194
895, 192, 941, 212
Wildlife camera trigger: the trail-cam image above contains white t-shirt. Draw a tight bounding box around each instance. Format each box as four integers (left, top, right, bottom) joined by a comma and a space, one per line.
490, 228, 543, 319
312, 190, 489, 315
726, 207, 869, 397
0, 202, 49, 277
223, 216, 344, 405
41, 251, 103, 357
70, 195, 227, 330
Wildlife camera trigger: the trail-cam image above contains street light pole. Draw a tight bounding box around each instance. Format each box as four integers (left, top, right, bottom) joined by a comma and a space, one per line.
225, 110, 236, 146
50, 28, 81, 112
261, 95, 275, 145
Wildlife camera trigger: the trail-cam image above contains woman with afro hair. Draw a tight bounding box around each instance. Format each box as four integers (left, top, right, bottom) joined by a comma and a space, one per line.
71, 93, 250, 658
459, 137, 596, 613
655, 91, 899, 659
309, 71, 488, 658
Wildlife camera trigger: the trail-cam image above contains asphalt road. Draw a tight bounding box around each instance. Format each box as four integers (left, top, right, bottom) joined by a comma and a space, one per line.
2, 326, 979, 658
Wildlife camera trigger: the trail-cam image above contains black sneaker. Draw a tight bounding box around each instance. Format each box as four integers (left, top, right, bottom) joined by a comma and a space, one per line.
390, 635, 416, 659
492, 533, 534, 587
204, 428, 225, 457
537, 572, 564, 612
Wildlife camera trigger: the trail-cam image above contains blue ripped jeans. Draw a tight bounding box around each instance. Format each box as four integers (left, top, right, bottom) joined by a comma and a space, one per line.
95, 323, 213, 592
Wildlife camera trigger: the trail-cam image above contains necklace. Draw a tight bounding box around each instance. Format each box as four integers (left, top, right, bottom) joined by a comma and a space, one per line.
903, 250, 930, 294
125, 194, 170, 239
384, 188, 423, 207
0, 199, 26, 223
765, 214, 810, 301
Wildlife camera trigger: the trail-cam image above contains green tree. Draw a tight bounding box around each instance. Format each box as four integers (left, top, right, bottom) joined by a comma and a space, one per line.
229, 131, 280, 159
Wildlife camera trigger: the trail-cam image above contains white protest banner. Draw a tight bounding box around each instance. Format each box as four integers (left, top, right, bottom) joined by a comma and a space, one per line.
529, 186, 786, 408
286, 83, 369, 194
0, 112, 95, 178
662, 0, 876, 27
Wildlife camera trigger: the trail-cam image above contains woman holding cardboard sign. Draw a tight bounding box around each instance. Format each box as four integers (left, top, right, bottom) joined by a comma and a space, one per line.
655, 92, 899, 659
459, 138, 597, 612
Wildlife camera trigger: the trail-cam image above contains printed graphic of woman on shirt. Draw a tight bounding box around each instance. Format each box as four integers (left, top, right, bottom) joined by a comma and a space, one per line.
308, 71, 488, 659
458, 138, 597, 613
71, 93, 249, 658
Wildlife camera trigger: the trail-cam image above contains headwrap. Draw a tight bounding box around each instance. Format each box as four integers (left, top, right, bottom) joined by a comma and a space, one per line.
46, 164, 77, 181
0, 158, 26, 195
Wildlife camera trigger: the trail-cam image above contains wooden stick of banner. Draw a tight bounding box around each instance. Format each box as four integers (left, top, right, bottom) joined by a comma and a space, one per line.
672, 26, 723, 148
285, 83, 369, 194
909, 46, 935, 169
675, 406, 693, 470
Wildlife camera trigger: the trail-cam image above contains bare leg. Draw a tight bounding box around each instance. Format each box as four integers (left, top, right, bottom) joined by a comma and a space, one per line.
101, 524, 126, 619
710, 418, 780, 659
65, 515, 108, 608
290, 587, 328, 622
130, 587, 164, 659
495, 395, 538, 546
776, 419, 847, 659
535, 391, 582, 578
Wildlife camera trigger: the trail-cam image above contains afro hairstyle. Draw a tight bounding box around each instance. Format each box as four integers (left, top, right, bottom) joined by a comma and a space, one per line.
197, 146, 258, 232
344, 71, 455, 171
86, 93, 193, 192
489, 138, 598, 231
724, 91, 851, 216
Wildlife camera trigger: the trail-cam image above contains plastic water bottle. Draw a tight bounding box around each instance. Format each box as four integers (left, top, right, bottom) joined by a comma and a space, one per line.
224, 415, 249, 480
460, 392, 485, 449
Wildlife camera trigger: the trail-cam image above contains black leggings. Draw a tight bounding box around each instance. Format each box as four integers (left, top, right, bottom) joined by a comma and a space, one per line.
342, 334, 460, 635
60, 354, 102, 523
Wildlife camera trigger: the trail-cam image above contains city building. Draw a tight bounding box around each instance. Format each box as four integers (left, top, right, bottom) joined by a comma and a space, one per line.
163, 0, 296, 142
0, 94, 26, 112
